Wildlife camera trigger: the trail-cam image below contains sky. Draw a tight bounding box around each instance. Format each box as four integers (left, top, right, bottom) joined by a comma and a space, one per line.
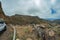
0, 0, 60, 19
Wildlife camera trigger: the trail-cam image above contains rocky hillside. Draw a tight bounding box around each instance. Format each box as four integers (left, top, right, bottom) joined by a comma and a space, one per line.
0, 2, 6, 19
7, 14, 50, 25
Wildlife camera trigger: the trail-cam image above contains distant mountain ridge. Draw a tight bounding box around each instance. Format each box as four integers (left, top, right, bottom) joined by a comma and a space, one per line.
7, 14, 48, 25
52, 19, 60, 24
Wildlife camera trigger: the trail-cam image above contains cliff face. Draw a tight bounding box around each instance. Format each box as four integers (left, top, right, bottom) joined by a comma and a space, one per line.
0, 2, 6, 19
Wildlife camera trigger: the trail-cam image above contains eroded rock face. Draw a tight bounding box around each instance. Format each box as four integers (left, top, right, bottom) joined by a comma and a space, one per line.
0, 1, 6, 19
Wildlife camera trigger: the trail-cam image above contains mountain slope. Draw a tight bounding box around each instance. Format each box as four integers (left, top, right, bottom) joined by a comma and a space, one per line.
0, 2, 6, 19
53, 19, 60, 24
6, 14, 49, 25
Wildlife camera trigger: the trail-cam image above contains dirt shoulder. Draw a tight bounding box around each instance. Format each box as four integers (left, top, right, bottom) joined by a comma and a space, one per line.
0, 25, 13, 40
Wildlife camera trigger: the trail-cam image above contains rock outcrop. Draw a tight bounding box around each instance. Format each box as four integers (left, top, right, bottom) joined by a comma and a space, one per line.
0, 1, 6, 19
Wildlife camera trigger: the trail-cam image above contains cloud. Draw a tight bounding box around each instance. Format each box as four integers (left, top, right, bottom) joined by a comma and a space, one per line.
51, 0, 56, 5
0, 0, 2, 1
1, 0, 60, 19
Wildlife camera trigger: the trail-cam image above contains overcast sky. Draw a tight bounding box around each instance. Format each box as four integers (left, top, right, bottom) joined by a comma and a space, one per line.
0, 0, 60, 19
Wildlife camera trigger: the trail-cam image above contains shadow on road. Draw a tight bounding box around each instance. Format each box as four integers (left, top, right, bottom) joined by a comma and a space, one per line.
0, 26, 7, 36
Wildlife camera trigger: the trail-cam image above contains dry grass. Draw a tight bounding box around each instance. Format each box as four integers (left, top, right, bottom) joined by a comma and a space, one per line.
15, 25, 38, 40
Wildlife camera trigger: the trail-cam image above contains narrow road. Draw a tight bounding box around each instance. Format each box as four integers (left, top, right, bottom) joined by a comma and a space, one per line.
0, 25, 13, 40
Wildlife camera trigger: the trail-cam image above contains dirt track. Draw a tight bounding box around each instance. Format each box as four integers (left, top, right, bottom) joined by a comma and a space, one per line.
0, 25, 13, 40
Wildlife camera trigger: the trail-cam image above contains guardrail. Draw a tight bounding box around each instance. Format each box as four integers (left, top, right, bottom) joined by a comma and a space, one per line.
13, 27, 16, 40
10, 24, 16, 40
